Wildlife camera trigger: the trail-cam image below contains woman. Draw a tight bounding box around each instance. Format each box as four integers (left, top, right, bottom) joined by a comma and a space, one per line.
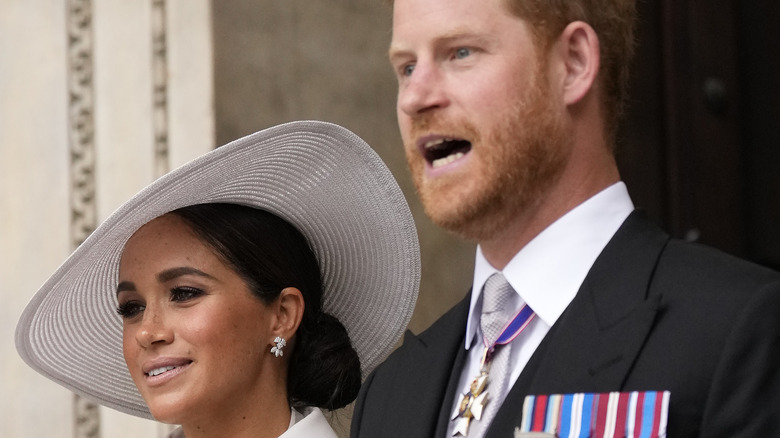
15, 121, 420, 437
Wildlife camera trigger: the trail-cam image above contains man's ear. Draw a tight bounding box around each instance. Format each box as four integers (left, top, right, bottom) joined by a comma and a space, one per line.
556, 21, 600, 106
271, 287, 305, 339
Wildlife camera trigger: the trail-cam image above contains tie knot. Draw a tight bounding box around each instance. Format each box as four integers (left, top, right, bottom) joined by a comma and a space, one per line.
480, 273, 517, 346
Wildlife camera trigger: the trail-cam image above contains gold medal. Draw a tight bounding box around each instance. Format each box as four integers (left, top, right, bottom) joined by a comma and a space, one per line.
451, 349, 493, 436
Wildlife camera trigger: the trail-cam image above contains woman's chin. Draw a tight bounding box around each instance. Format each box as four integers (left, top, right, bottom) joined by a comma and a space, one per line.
149, 408, 182, 425
145, 397, 192, 425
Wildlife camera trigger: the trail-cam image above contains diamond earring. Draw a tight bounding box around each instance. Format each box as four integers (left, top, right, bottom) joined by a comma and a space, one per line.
270, 336, 287, 357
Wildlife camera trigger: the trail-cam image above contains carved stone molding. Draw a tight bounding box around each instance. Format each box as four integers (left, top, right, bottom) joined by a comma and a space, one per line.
152, 0, 170, 177
67, 1, 100, 436
67, 0, 97, 250
74, 395, 101, 438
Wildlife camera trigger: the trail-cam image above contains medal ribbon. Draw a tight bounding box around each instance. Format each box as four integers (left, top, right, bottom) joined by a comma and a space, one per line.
482, 303, 536, 357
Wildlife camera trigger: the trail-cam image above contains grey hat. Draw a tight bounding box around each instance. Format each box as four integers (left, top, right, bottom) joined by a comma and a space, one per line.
15, 120, 420, 419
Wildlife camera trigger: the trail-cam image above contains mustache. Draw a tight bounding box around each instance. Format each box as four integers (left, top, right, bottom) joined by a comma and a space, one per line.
408, 114, 479, 143
409, 113, 435, 136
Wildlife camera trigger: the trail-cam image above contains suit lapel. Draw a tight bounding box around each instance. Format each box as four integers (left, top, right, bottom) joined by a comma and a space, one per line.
487, 211, 670, 437
372, 294, 470, 436
434, 326, 471, 436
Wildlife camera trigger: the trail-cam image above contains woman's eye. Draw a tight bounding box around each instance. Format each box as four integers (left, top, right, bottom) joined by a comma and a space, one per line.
170, 286, 204, 302
116, 301, 145, 319
402, 63, 416, 77
454, 47, 471, 59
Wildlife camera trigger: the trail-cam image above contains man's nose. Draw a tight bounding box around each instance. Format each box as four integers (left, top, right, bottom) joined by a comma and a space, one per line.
397, 63, 449, 116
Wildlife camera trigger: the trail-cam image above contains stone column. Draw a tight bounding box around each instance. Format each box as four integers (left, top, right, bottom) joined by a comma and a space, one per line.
1, 0, 214, 436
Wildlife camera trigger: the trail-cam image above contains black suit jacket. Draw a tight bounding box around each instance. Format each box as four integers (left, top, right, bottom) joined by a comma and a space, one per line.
351, 211, 780, 437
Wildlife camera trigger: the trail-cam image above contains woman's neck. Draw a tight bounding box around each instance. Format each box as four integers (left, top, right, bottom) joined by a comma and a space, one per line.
179, 392, 291, 438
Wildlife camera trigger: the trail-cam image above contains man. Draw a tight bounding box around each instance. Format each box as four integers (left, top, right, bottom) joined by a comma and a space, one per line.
351, 0, 780, 437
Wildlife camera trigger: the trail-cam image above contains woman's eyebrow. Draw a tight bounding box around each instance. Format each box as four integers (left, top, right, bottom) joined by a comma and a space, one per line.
116, 281, 135, 297
156, 266, 216, 283
116, 267, 216, 297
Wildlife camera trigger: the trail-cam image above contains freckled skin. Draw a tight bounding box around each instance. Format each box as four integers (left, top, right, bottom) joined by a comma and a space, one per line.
118, 214, 290, 438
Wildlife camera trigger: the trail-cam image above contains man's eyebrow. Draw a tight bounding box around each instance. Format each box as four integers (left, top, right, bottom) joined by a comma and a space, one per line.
389, 30, 492, 61
388, 44, 413, 64
436, 30, 490, 45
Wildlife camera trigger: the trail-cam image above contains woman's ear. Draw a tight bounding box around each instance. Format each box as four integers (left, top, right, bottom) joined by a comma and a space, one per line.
271, 287, 305, 340
556, 21, 600, 106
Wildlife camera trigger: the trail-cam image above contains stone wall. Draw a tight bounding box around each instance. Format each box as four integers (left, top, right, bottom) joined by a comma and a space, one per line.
1, 0, 213, 436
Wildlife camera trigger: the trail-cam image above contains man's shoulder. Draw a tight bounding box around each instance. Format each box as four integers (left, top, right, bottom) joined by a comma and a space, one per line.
656, 236, 780, 297
379, 293, 471, 368
352, 295, 472, 437
416, 293, 472, 340
665, 236, 778, 275
613, 210, 780, 293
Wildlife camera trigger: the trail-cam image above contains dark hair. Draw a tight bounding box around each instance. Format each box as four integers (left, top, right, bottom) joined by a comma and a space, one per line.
170, 203, 361, 410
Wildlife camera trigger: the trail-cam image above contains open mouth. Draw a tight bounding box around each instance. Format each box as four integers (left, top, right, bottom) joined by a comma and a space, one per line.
424, 138, 472, 168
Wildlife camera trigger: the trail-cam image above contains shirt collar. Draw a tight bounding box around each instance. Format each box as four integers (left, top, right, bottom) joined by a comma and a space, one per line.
465, 182, 634, 348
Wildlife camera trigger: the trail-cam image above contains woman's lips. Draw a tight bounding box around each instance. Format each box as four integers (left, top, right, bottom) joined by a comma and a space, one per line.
142, 358, 193, 386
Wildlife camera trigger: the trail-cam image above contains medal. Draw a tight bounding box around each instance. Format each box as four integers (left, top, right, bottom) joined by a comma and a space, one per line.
451, 305, 536, 437
452, 349, 492, 436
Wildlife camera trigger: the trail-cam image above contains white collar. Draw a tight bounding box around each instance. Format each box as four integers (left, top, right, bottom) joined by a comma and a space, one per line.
280, 407, 338, 437
465, 182, 634, 348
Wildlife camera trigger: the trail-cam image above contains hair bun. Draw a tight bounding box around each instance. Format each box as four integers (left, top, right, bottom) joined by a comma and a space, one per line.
288, 311, 361, 410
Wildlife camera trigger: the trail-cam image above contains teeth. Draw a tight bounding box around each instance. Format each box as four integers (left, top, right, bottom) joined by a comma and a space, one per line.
424, 138, 452, 149
432, 152, 465, 168
148, 366, 176, 377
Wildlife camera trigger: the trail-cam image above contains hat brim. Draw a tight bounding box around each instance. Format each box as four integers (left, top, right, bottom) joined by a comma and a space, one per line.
15, 120, 420, 419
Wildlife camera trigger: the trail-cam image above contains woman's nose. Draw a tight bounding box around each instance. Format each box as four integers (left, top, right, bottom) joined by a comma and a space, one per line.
135, 307, 173, 348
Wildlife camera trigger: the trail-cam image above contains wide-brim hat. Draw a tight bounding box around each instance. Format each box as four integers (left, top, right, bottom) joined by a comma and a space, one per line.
15, 120, 420, 419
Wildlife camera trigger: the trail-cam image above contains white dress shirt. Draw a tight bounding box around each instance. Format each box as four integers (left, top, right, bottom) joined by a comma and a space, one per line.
446, 182, 634, 436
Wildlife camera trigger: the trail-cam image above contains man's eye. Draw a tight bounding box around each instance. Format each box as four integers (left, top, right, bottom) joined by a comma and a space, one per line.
455, 47, 471, 59
116, 301, 144, 319
402, 63, 416, 77
170, 286, 204, 302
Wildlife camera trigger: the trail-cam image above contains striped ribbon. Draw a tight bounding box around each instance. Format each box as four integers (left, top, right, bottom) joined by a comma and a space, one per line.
484, 304, 536, 353
518, 391, 670, 438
